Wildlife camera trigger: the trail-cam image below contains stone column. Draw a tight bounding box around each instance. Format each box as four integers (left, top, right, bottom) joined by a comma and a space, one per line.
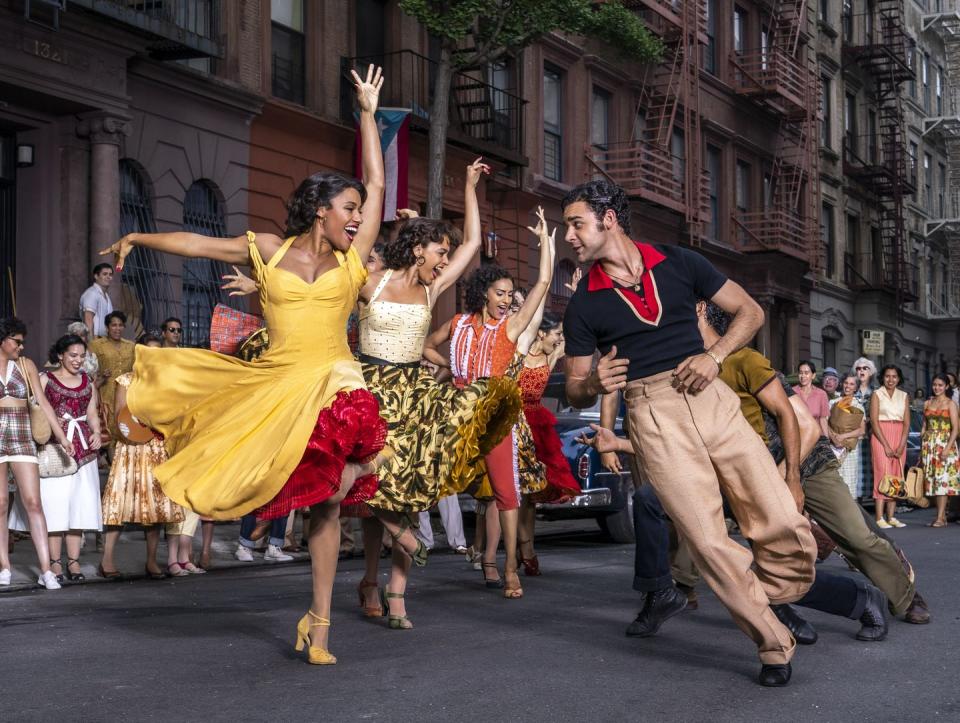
77, 113, 131, 271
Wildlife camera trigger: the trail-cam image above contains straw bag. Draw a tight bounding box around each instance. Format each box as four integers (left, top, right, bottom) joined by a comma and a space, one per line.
37, 443, 78, 478
878, 462, 929, 508
18, 359, 51, 445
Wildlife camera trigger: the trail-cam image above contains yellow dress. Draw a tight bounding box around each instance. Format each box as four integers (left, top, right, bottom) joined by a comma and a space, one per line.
88, 337, 135, 438
128, 233, 373, 519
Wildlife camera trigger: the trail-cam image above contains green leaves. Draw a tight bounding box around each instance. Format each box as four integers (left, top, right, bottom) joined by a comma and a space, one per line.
398, 0, 663, 67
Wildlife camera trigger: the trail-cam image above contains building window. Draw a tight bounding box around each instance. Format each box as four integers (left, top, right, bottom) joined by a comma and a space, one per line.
763, 169, 773, 209
704, 0, 717, 74
844, 92, 857, 157
551, 258, 578, 309
707, 144, 722, 241
488, 60, 513, 148
735, 160, 751, 213
922, 53, 930, 113
938, 163, 947, 218
733, 6, 747, 55
841, 0, 852, 42
118, 160, 176, 335
821, 76, 832, 148
924, 153, 933, 212
867, 110, 877, 164
822, 334, 838, 370
819, 0, 829, 22
543, 66, 563, 182
672, 128, 685, 190
182, 180, 230, 349
591, 87, 611, 151
822, 202, 835, 278
907, 40, 917, 98
908, 141, 919, 197
936, 66, 943, 115
272, 0, 305, 105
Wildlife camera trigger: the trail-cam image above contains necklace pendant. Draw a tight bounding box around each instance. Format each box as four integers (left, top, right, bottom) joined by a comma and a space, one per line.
634, 284, 642, 293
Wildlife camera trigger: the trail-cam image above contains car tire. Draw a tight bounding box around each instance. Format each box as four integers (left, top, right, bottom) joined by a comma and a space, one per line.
597, 476, 636, 544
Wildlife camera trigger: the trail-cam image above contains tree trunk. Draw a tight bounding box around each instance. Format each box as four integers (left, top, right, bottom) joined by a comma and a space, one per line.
426, 45, 455, 219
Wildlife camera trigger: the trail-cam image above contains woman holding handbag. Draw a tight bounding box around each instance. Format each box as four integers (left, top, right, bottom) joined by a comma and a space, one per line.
920, 374, 960, 527
870, 365, 910, 529
0, 318, 73, 589
828, 373, 867, 499
11, 334, 103, 581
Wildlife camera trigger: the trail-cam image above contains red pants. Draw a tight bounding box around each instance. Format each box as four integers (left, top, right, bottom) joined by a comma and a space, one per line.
484, 431, 520, 511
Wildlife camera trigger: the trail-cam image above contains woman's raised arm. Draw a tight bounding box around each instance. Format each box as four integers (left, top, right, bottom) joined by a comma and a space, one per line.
349, 65, 386, 263
100, 232, 251, 271
432, 158, 489, 300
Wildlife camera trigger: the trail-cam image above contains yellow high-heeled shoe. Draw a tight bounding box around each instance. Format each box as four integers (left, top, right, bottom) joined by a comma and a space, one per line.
294, 611, 337, 665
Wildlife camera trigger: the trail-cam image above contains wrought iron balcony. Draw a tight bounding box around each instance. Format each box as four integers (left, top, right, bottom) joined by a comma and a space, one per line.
730, 47, 807, 119
340, 51, 526, 166
921, 2, 960, 37
71, 0, 222, 60
733, 208, 810, 263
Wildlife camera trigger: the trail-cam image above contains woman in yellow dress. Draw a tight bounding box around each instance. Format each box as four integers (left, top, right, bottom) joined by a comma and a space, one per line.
88, 311, 136, 439
99, 66, 390, 665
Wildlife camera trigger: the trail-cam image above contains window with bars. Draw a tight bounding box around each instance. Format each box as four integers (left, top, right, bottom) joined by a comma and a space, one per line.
182, 180, 231, 348
543, 66, 563, 182
550, 258, 578, 310
119, 160, 176, 338
272, 0, 305, 104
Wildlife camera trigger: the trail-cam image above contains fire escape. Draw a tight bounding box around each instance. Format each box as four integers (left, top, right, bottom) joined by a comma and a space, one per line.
729, 0, 820, 268
921, 2, 960, 317
842, 1, 917, 315
584, 1, 709, 244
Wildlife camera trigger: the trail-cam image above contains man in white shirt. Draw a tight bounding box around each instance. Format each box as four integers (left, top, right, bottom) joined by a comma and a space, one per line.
79, 263, 114, 337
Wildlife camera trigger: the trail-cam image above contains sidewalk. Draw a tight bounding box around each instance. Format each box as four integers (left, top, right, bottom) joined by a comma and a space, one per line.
1, 513, 462, 594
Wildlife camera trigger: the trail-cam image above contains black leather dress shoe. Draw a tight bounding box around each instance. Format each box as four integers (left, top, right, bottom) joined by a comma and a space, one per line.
771, 604, 818, 645
626, 585, 687, 638
856, 585, 888, 641
758, 662, 792, 687
903, 592, 931, 624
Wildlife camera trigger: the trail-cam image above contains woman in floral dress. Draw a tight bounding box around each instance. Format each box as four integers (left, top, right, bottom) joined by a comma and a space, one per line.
920, 374, 960, 528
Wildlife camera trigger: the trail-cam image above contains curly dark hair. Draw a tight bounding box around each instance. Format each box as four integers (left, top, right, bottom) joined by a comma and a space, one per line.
463, 265, 513, 314
702, 300, 731, 336
48, 334, 87, 366
138, 333, 163, 346
879, 364, 903, 385
561, 179, 632, 235
382, 219, 463, 270
0, 317, 27, 341
105, 310, 127, 326
284, 172, 367, 236
539, 310, 562, 333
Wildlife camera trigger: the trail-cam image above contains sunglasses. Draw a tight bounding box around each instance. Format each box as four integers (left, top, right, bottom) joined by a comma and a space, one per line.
5, 337, 24, 347
855, 366, 869, 371
165, 328, 182, 333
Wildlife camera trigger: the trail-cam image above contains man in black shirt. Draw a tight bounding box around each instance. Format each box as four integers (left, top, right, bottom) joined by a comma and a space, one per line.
562, 180, 815, 687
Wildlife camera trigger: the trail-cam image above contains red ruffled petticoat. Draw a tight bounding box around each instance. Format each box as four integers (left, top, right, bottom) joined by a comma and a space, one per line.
256, 389, 387, 520
523, 404, 582, 504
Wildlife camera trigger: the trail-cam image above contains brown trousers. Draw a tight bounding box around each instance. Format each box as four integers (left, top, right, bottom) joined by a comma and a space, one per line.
625, 371, 816, 665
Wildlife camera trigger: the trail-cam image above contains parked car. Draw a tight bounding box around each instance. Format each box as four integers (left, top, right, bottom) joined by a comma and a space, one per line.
534, 373, 637, 543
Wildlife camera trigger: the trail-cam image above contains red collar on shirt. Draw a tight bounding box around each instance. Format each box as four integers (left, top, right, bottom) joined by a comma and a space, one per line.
586, 241, 667, 324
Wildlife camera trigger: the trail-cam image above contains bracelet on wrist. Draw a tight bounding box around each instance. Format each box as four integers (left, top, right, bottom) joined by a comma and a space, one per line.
705, 350, 723, 371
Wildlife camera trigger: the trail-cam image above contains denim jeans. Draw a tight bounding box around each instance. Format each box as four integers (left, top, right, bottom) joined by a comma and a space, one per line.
239, 513, 285, 548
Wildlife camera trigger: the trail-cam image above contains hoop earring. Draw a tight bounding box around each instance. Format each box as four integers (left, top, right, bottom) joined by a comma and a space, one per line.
416, 255, 426, 266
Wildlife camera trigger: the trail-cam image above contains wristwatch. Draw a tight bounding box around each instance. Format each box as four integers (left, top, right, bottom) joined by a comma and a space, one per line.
705, 350, 723, 371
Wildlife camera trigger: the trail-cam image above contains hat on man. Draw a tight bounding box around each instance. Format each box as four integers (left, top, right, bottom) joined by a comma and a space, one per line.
822, 367, 840, 379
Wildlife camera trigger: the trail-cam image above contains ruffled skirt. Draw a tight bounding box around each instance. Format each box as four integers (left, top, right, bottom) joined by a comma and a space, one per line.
523, 403, 582, 503
257, 389, 386, 519
359, 363, 520, 514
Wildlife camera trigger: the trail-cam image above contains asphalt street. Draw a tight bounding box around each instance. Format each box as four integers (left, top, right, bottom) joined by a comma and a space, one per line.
1, 508, 958, 723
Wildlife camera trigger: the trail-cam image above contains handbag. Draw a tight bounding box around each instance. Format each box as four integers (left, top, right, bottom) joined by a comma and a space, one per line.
116, 405, 155, 445
18, 359, 51, 445
878, 461, 929, 508
37, 443, 78, 478
209, 304, 263, 356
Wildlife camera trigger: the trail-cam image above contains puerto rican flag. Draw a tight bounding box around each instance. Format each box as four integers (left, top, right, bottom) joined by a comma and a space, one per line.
355, 108, 410, 221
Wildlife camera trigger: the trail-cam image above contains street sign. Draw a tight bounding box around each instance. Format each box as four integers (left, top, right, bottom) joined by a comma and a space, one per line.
862, 330, 885, 355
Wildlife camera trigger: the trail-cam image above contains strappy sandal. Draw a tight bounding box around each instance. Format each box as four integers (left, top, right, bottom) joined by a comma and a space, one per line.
49, 559, 64, 583
481, 562, 504, 589
929, 519, 947, 528
66, 558, 85, 582
295, 611, 336, 665
503, 568, 524, 599
357, 579, 383, 617
389, 516, 428, 568
517, 539, 541, 576
165, 562, 188, 578
179, 560, 206, 574
380, 588, 413, 630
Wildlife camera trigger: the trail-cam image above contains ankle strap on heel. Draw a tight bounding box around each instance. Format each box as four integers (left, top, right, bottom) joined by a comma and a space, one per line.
307, 610, 331, 627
